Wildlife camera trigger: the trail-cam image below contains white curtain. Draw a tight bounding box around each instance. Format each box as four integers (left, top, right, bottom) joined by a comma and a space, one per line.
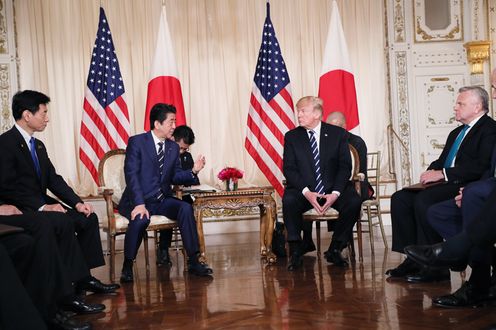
14, 0, 388, 196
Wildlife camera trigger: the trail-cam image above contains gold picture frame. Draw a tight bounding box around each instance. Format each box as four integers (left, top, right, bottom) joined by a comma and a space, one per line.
413, 0, 463, 43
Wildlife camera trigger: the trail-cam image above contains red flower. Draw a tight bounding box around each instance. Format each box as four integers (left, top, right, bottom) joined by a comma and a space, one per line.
217, 167, 244, 183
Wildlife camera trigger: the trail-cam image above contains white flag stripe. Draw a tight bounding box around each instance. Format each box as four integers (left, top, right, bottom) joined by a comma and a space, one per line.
81, 114, 111, 152
252, 85, 293, 132
108, 100, 131, 133
84, 88, 122, 145
79, 138, 100, 167
273, 90, 296, 124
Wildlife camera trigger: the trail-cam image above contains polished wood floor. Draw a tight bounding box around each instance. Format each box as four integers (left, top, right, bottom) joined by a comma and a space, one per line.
80, 232, 496, 329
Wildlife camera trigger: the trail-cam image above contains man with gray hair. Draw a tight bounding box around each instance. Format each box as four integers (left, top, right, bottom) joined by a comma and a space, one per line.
387, 85, 496, 283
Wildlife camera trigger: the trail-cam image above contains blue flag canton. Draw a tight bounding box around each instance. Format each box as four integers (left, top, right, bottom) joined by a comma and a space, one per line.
254, 17, 290, 102
87, 8, 125, 108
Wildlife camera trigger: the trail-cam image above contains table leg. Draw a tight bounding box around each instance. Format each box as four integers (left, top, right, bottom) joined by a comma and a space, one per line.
194, 206, 207, 264
260, 197, 277, 264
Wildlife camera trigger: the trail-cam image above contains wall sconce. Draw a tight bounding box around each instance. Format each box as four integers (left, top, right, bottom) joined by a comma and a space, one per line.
463, 41, 491, 75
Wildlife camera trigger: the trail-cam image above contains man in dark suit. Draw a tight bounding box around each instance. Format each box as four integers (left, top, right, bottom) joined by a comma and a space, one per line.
387, 86, 496, 282
405, 184, 496, 307
282, 96, 362, 270
0, 207, 96, 329
156, 125, 198, 267
0, 90, 119, 294
118, 103, 212, 281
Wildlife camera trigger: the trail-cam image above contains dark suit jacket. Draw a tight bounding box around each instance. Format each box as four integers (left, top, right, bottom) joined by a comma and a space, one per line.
427, 114, 496, 184
0, 127, 82, 211
118, 132, 199, 218
180, 151, 194, 171
283, 122, 351, 195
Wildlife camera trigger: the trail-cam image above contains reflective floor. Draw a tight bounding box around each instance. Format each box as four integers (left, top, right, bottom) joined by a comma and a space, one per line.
81, 232, 496, 329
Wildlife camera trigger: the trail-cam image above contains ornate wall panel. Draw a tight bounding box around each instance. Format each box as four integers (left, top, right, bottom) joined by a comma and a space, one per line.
0, 0, 16, 134
413, 49, 466, 67
393, 0, 406, 43
414, 0, 463, 42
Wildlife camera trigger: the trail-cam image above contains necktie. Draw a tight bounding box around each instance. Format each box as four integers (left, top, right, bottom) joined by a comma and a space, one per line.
444, 125, 469, 168
29, 137, 41, 178
157, 141, 164, 201
309, 130, 325, 194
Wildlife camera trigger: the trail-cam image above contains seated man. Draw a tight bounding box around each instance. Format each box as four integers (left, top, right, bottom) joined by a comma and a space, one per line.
118, 103, 212, 282
405, 184, 496, 307
282, 96, 362, 270
0, 207, 95, 329
157, 125, 199, 267
0, 90, 119, 294
387, 86, 496, 283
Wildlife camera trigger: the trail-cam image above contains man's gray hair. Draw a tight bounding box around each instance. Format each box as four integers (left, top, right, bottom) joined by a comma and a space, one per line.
459, 86, 489, 112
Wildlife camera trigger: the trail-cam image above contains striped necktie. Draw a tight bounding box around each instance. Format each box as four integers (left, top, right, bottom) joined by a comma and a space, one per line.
444, 125, 469, 168
309, 130, 325, 194
157, 141, 165, 201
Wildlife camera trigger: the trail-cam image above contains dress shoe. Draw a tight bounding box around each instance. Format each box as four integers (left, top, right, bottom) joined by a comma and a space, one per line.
188, 261, 213, 276
404, 243, 467, 271
325, 249, 348, 266
406, 268, 450, 283
120, 267, 134, 283
385, 258, 420, 278
301, 239, 316, 255
432, 282, 492, 308
156, 248, 172, 267
76, 276, 120, 294
49, 310, 92, 330
60, 296, 105, 314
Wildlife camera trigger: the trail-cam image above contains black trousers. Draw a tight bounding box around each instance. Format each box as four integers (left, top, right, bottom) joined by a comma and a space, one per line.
282, 184, 362, 244
0, 237, 47, 330
0, 213, 81, 320
390, 183, 461, 253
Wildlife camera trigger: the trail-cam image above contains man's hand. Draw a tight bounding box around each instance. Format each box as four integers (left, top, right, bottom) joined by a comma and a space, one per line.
192, 154, 206, 174
455, 187, 464, 208
420, 170, 444, 184
43, 203, 67, 213
304, 191, 323, 213
131, 204, 149, 221
319, 193, 339, 215
75, 202, 94, 217
0, 204, 22, 216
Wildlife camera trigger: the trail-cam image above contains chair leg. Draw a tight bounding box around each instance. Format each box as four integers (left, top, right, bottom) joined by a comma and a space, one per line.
366, 206, 375, 256
316, 221, 321, 254
143, 233, 150, 275
356, 219, 363, 263
109, 234, 116, 282
376, 205, 388, 249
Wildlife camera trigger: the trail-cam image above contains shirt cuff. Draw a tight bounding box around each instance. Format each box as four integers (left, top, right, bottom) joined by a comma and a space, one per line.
442, 169, 448, 181
302, 187, 310, 196
38, 204, 46, 211
331, 191, 341, 197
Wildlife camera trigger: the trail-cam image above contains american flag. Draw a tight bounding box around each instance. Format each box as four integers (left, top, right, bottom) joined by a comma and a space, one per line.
245, 2, 296, 197
80, 7, 130, 184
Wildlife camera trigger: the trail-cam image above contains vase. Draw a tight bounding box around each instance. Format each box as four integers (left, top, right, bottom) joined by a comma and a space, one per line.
225, 179, 238, 191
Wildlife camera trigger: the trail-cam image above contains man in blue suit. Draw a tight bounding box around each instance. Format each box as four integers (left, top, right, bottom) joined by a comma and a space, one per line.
118, 103, 212, 282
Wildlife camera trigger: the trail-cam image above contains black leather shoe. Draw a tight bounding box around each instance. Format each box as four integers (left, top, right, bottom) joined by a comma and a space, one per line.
385, 258, 420, 278
301, 239, 316, 255
287, 252, 303, 271
406, 268, 450, 283
156, 248, 172, 267
77, 276, 120, 294
325, 249, 348, 266
49, 310, 92, 330
433, 282, 491, 308
404, 243, 467, 271
188, 262, 213, 277
61, 297, 105, 315
120, 267, 134, 283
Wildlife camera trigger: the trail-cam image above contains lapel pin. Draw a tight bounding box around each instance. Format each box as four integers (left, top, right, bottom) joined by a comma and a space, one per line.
325, 133, 328, 137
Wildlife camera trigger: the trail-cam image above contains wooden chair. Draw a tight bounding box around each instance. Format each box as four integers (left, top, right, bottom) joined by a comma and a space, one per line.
355, 151, 388, 259
302, 144, 363, 258
98, 149, 180, 282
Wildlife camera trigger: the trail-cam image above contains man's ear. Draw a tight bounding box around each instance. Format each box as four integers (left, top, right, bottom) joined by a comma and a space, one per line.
22, 109, 31, 121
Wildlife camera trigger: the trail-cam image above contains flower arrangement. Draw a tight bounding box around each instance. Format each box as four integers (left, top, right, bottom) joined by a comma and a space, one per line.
218, 167, 244, 182
217, 167, 244, 191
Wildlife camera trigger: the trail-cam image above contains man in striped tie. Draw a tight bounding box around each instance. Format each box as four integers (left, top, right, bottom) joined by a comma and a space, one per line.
118, 103, 212, 282
282, 96, 362, 271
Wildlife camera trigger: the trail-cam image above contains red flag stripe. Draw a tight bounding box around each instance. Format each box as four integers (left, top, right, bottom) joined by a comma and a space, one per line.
246, 114, 283, 167
245, 139, 284, 196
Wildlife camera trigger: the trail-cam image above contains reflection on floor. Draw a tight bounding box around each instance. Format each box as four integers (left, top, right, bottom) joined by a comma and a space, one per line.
81, 232, 495, 329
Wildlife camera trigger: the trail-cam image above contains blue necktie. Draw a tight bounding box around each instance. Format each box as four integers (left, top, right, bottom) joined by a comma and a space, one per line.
29, 137, 41, 178
444, 125, 469, 168
309, 130, 325, 194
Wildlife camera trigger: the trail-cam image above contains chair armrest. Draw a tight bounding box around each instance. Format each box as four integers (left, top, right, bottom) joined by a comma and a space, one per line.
100, 188, 117, 233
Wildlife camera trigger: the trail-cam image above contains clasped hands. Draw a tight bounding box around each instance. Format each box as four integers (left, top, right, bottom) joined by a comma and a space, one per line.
419, 169, 444, 184
304, 191, 338, 215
